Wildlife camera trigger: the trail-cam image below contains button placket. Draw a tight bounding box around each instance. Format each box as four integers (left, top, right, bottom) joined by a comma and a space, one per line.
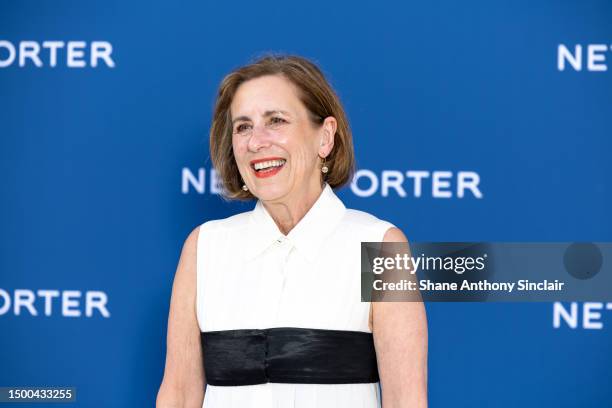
280, 241, 293, 274
273, 236, 293, 270
274, 241, 295, 323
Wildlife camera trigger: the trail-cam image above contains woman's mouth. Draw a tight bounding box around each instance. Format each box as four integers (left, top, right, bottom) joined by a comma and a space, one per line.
250, 158, 286, 179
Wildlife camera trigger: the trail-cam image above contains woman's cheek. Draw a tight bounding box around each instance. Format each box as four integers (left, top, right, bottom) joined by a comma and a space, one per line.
232, 140, 247, 158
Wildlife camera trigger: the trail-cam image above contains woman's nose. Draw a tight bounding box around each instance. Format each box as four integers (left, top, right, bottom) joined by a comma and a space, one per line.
247, 123, 272, 152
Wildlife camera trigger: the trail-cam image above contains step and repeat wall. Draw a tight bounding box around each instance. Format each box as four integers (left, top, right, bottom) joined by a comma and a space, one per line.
1, 1, 611, 407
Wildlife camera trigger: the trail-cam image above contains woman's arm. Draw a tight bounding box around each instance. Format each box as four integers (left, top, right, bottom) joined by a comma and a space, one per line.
372, 227, 428, 408
156, 226, 205, 408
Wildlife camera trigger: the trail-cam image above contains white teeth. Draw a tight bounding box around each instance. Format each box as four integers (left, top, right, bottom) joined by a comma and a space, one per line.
253, 159, 286, 171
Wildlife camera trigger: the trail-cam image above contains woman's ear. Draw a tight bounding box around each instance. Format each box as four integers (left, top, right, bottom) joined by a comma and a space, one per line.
319, 116, 337, 157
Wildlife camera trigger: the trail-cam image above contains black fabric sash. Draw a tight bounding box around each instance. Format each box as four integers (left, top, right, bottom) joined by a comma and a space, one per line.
201, 327, 380, 386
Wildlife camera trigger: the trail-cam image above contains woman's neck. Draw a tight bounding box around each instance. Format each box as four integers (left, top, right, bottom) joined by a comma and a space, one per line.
262, 181, 325, 235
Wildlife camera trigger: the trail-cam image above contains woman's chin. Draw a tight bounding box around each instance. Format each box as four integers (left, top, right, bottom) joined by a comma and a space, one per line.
251, 183, 290, 202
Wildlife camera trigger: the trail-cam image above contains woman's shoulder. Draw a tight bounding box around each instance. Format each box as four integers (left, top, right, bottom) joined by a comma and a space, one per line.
343, 207, 395, 228
198, 208, 253, 234
340, 207, 397, 239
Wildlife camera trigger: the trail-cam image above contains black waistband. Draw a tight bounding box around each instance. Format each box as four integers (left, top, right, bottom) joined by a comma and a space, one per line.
201, 327, 380, 386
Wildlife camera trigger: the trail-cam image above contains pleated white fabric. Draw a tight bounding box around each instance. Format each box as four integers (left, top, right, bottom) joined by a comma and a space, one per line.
196, 183, 395, 408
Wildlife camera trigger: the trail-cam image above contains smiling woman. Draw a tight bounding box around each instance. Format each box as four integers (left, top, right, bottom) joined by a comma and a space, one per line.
156, 54, 428, 408
209, 56, 355, 206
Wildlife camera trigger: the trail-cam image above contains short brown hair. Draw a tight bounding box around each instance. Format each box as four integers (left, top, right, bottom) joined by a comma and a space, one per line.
209, 53, 355, 200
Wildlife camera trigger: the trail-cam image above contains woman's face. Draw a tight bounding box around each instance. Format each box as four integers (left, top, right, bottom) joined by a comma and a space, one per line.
230, 74, 334, 202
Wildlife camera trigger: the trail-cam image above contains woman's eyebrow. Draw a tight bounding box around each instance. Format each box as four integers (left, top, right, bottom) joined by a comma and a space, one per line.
232, 110, 291, 125
264, 109, 291, 117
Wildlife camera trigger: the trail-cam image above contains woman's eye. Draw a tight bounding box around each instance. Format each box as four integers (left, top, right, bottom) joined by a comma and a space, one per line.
269, 117, 287, 125
236, 124, 251, 133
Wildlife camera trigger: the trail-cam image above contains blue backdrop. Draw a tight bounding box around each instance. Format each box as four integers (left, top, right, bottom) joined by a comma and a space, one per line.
1, 0, 611, 406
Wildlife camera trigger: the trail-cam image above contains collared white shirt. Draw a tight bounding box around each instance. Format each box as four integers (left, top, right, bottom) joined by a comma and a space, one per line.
196, 182, 395, 408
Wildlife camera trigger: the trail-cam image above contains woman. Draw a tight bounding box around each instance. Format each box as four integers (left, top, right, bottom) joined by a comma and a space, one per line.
157, 54, 428, 408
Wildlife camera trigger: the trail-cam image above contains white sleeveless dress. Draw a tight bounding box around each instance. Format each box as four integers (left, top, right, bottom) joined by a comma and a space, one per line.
196, 183, 395, 408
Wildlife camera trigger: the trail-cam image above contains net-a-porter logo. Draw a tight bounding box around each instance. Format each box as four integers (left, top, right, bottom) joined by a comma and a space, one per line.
181, 167, 483, 199
0, 288, 110, 318
0, 40, 115, 68
553, 302, 612, 329
557, 43, 611, 71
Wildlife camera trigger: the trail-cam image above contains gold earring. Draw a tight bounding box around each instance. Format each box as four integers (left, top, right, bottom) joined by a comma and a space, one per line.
321, 156, 329, 174
242, 184, 248, 191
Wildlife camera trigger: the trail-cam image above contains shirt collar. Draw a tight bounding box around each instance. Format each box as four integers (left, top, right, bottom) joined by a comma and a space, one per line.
245, 183, 346, 263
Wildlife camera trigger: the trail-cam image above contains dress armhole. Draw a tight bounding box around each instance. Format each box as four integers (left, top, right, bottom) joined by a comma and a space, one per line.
376, 220, 397, 242
195, 221, 209, 332
368, 219, 397, 333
